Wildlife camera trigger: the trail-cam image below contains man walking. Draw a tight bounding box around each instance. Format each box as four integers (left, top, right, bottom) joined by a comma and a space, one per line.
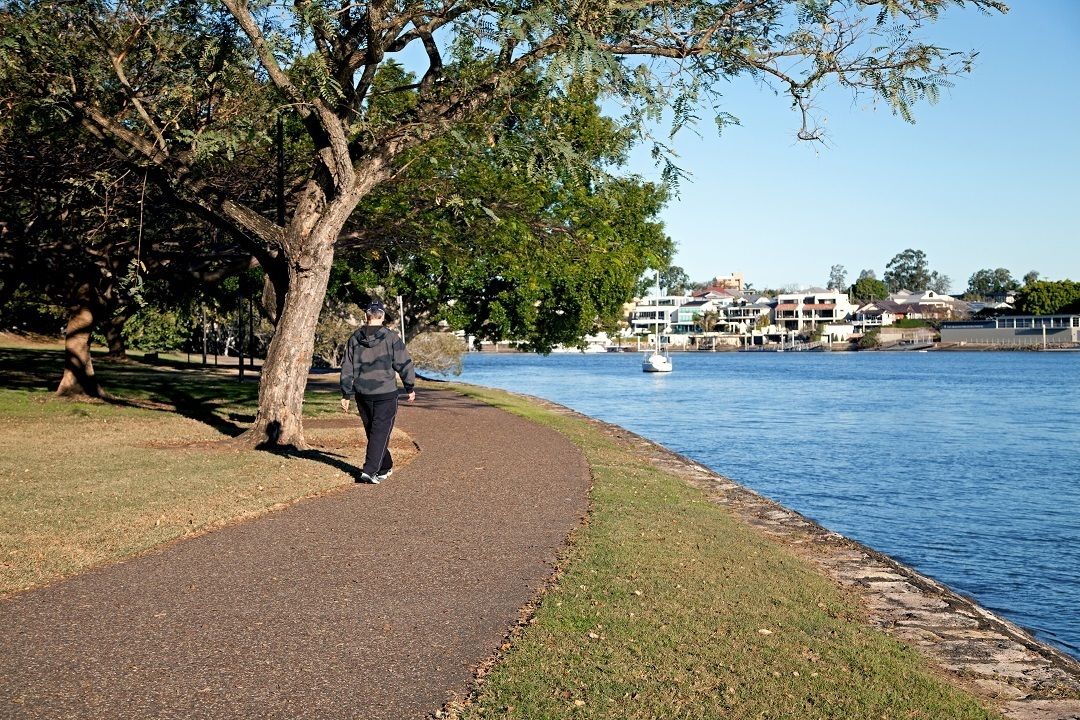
340, 300, 416, 484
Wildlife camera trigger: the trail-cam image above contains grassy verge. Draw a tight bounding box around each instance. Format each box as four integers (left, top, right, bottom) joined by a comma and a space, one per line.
450, 384, 1000, 720
0, 344, 411, 596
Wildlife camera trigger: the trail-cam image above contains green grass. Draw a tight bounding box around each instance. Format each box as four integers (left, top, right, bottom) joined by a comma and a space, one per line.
0, 344, 408, 596
450, 385, 1001, 720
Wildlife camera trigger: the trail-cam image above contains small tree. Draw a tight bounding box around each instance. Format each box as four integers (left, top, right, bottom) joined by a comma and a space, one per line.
927, 272, 952, 294
698, 309, 720, 333
827, 265, 848, 291
858, 330, 882, 349
849, 276, 889, 304
660, 266, 691, 296
408, 333, 465, 377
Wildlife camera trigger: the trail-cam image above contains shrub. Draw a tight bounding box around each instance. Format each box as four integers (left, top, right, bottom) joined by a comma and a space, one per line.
408, 332, 465, 376
857, 330, 881, 349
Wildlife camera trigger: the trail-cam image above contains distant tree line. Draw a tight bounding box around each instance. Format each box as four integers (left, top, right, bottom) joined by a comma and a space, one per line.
672, 248, 1076, 316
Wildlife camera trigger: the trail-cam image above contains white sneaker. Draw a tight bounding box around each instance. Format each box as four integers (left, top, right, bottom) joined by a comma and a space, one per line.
375, 469, 393, 482
358, 472, 379, 484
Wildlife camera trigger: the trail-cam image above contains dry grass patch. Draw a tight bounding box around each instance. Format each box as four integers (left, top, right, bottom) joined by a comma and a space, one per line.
0, 344, 414, 597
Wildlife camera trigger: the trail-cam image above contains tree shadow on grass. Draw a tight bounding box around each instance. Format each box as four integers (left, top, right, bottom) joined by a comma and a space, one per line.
0, 347, 254, 436
1, 347, 368, 478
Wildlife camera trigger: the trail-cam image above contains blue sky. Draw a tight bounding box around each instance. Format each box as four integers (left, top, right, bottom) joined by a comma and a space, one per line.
622, 1, 1080, 292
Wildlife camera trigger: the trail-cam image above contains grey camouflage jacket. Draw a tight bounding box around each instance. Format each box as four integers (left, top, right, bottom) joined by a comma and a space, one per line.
339, 326, 416, 398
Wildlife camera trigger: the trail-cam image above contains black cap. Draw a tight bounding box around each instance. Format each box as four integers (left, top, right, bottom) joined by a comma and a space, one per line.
366, 300, 386, 314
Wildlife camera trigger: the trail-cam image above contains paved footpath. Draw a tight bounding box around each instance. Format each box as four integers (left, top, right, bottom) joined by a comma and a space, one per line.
0, 388, 590, 719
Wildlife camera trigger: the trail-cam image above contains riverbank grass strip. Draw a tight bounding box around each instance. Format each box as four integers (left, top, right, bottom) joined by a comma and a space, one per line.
451, 384, 1000, 720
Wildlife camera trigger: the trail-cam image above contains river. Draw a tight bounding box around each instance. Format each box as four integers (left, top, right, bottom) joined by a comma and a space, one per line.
456, 349, 1080, 658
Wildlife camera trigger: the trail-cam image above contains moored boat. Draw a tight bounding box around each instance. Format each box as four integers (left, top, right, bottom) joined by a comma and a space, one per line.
642, 350, 672, 372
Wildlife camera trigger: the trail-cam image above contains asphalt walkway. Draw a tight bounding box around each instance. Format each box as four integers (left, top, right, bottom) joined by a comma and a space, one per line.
0, 388, 590, 719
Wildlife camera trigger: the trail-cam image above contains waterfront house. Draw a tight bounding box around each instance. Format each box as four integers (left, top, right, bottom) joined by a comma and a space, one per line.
888, 290, 970, 320
853, 299, 909, 330
774, 288, 856, 334
628, 293, 691, 340
719, 294, 775, 333
672, 299, 723, 335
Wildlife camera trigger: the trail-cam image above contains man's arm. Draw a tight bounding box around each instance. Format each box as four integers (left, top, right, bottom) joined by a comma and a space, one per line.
392, 335, 416, 402
340, 335, 356, 411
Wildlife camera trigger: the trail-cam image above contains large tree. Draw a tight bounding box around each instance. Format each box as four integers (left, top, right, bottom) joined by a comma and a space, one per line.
965, 267, 1018, 299
0, 110, 253, 395
883, 248, 949, 293
659, 265, 690, 296
4, 0, 1007, 446
1017, 280, 1080, 316
849, 275, 889, 304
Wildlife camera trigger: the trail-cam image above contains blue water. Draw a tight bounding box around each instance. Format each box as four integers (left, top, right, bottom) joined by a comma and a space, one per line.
457, 351, 1080, 658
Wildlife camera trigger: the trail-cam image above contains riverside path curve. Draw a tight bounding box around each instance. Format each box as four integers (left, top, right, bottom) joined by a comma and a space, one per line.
0, 387, 591, 719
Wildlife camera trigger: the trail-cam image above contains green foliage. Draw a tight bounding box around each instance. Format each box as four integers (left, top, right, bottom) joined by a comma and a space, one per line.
697, 309, 720, 333
884, 249, 931, 292
928, 272, 952, 294
965, 268, 1018, 299
333, 85, 673, 352
122, 306, 187, 351
827, 264, 847, 291
312, 301, 363, 367
883, 249, 949, 293
1016, 280, 1080, 316
0, 282, 65, 334
848, 277, 889, 304
893, 318, 931, 329
659, 265, 690, 295
858, 330, 882, 349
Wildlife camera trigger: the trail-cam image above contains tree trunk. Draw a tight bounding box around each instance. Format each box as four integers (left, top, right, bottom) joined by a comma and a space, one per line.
56, 282, 101, 398
239, 234, 337, 449
105, 310, 129, 360
238, 162, 382, 448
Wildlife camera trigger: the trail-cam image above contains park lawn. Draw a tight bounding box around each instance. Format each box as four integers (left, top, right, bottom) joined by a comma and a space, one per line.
0, 344, 408, 597
450, 384, 1002, 720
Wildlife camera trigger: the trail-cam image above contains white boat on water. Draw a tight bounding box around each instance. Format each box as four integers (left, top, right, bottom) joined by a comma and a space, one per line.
642, 349, 672, 372
641, 271, 673, 373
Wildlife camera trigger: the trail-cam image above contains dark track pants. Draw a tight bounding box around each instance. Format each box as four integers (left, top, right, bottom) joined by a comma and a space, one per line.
356, 394, 398, 477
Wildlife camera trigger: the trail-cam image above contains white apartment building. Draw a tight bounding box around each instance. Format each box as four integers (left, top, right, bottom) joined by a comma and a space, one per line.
720, 294, 775, 332
774, 288, 856, 332
629, 294, 692, 336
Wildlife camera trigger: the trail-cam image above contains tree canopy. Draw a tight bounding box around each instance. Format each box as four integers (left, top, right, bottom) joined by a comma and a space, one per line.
1016, 280, 1080, 316
827, 264, 847, 292
2, 0, 1009, 446
883, 248, 950, 293
965, 267, 1018, 299
849, 275, 889, 305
